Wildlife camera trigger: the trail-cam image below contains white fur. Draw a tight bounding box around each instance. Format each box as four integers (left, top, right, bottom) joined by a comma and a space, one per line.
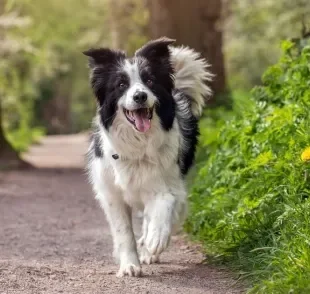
119, 60, 157, 110
88, 45, 211, 277
169, 46, 213, 116
89, 116, 186, 277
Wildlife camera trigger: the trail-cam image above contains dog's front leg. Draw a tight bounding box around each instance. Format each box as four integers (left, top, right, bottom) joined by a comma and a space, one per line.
144, 193, 175, 256
138, 216, 160, 264
98, 192, 141, 277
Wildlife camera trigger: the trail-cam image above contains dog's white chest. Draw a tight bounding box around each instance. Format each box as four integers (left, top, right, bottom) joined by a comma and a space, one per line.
111, 154, 162, 192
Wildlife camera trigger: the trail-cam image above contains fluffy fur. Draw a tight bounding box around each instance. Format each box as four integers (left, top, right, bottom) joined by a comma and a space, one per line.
84, 38, 212, 277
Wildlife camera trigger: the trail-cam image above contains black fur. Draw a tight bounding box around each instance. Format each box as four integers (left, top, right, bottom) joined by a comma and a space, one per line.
87, 125, 103, 159
83, 48, 128, 129
174, 90, 199, 175
136, 38, 176, 131
93, 132, 103, 158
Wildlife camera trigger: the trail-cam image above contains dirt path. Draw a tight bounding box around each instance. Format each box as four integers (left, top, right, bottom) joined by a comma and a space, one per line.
0, 134, 243, 294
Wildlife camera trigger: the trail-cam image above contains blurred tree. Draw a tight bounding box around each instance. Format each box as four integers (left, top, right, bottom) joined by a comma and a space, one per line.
0, 0, 106, 137
0, 100, 28, 168
107, 0, 148, 54
0, 0, 151, 161
18, 0, 97, 134
0, 1, 30, 168
148, 0, 227, 99
224, 0, 310, 90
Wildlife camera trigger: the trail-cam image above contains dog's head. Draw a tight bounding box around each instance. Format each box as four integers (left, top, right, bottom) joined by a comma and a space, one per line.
83, 38, 176, 133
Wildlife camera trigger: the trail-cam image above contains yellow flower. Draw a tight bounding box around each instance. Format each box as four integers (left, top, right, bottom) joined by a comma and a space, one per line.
301, 147, 310, 162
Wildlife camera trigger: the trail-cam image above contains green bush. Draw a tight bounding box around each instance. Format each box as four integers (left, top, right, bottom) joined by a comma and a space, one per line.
7, 127, 44, 153
186, 41, 310, 293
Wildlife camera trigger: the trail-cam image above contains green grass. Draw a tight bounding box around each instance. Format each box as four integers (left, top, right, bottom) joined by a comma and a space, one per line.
186, 41, 310, 293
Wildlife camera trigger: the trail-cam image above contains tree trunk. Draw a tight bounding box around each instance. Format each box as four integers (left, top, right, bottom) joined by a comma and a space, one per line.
148, 0, 227, 100
0, 2, 31, 169
0, 100, 31, 169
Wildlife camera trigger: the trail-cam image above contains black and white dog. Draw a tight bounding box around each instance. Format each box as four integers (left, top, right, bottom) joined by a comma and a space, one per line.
84, 38, 212, 277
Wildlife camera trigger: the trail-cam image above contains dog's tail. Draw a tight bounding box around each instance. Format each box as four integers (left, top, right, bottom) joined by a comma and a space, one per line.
169, 46, 213, 117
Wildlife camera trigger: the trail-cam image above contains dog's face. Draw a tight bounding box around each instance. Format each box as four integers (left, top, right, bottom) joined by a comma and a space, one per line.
84, 38, 176, 133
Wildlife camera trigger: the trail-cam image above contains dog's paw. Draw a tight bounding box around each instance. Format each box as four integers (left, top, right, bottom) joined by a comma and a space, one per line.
140, 253, 159, 265
145, 222, 171, 256
116, 263, 142, 277
139, 246, 159, 265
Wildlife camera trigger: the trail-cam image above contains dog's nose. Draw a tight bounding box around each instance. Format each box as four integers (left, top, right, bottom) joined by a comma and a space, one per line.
133, 91, 147, 104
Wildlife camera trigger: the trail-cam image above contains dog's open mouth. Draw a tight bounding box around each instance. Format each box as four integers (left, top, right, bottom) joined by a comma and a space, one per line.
123, 107, 153, 133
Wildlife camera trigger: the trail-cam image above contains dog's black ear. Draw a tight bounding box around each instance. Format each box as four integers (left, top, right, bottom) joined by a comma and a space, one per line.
135, 37, 175, 60
83, 48, 126, 68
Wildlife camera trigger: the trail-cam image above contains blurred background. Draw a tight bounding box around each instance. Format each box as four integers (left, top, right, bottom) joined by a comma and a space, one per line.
0, 0, 309, 167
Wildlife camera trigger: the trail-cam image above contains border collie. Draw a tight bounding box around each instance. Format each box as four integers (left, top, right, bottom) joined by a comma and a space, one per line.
84, 37, 212, 277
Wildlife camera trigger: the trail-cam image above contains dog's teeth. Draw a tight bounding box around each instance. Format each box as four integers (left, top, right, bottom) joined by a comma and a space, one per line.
130, 111, 135, 120
147, 108, 152, 119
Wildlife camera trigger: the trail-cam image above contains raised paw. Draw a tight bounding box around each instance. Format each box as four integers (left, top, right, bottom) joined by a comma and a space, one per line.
117, 263, 142, 277
145, 222, 171, 256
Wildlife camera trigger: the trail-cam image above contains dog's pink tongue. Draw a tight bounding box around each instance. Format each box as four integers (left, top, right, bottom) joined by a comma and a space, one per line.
133, 110, 151, 133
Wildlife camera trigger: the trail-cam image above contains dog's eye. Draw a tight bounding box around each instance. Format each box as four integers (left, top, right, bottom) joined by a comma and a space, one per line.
119, 82, 127, 89
146, 79, 153, 87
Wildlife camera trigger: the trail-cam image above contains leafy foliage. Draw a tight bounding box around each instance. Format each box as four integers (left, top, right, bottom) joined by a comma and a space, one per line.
186, 41, 310, 293
225, 0, 310, 90
0, 0, 148, 151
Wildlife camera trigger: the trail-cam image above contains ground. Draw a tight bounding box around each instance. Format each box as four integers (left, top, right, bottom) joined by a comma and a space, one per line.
0, 134, 244, 294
